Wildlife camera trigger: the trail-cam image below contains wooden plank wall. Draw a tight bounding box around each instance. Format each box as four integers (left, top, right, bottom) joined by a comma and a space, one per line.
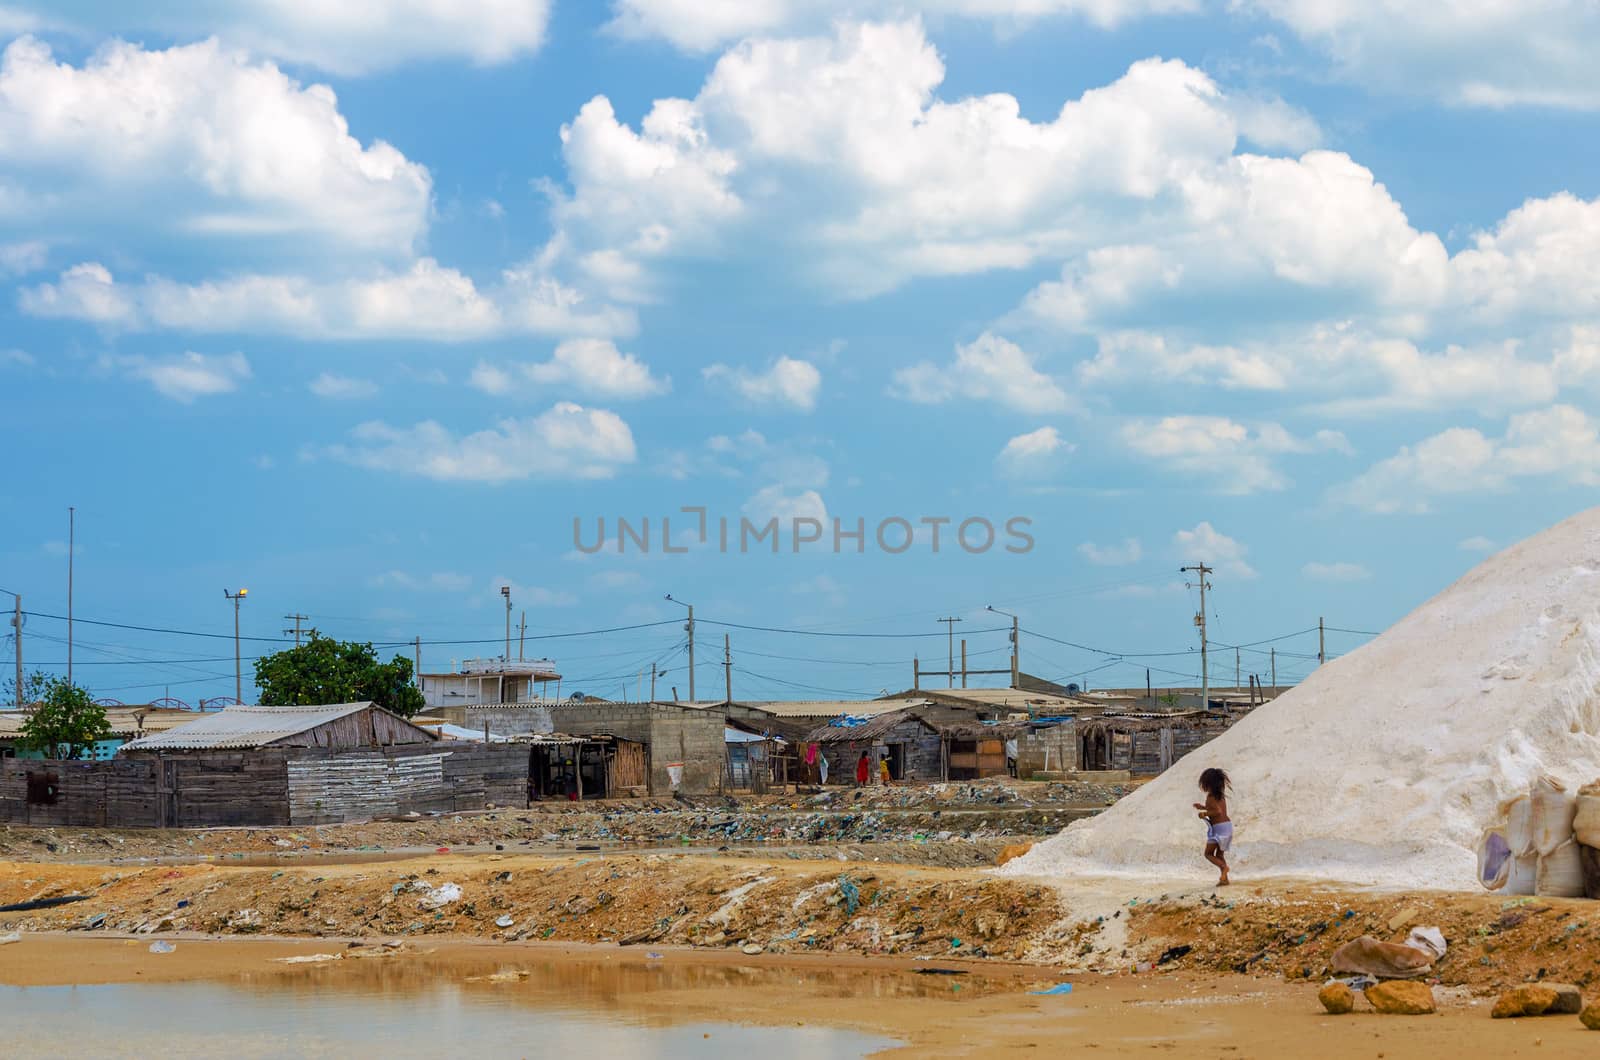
1, 744, 528, 828
171, 754, 292, 827
0, 758, 163, 827
286, 744, 529, 824
276, 708, 433, 748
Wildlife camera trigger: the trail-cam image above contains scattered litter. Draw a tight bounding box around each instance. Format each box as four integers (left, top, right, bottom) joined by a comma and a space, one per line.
148, 941, 175, 954
0, 933, 20, 946
272, 953, 342, 964
1031, 983, 1073, 995
412, 882, 462, 909
914, 968, 968, 976
741, 942, 764, 955
646, 952, 664, 959
495, 915, 515, 928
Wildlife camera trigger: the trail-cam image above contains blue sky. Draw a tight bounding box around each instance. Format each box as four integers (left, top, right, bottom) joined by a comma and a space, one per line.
3, 1, 1598, 704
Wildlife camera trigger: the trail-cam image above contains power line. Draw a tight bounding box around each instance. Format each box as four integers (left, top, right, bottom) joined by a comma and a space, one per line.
701, 619, 1008, 640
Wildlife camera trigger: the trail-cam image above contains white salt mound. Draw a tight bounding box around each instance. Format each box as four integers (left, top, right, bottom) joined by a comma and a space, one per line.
1004, 506, 1600, 891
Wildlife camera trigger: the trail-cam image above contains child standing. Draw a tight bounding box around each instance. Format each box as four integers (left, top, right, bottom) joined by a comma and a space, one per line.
1193, 767, 1232, 887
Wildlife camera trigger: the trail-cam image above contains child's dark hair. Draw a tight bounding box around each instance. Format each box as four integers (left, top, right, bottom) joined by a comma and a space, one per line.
1198, 767, 1231, 799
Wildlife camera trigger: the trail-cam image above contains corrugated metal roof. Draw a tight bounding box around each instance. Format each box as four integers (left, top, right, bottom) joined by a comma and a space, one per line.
746, 698, 927, 719
805, 709, 936, 744
0, 706, 219, 740
119, 702, 401, 751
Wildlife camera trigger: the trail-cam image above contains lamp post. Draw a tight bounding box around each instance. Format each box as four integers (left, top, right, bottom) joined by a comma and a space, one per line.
986, 605, 1020, 687
665, 594, 694, 703
224, 588, 248, 704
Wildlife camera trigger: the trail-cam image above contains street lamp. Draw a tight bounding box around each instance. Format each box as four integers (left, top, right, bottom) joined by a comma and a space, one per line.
665, 594, 694, 703
224, 588, 248, 704
986, 605, 1021, 687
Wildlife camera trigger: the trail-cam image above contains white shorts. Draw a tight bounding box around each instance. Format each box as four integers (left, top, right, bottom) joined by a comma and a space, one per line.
1206, 821, 1233, 853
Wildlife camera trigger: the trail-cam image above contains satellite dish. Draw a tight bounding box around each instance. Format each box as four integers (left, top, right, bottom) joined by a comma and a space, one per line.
1065, 683, 1081, 695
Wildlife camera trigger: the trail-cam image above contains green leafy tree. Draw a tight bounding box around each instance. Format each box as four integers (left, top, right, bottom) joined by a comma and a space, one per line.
4, 669, 48, 709
253, 632, 425, 718
19, 675, 111, 759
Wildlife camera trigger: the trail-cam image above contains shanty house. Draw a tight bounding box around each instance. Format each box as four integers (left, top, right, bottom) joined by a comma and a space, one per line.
0, 702, 530, 828
435, 700, 725, 794
1075, 711, 1232, 776
804, 709, 943, 784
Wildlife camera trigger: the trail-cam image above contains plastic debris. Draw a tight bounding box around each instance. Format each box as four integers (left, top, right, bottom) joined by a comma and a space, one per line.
1031, 983, 1073, 995
412, 881, 462, 909
495, 915, 515, 928
149, 941, 175, 954
0, 933, 20, 946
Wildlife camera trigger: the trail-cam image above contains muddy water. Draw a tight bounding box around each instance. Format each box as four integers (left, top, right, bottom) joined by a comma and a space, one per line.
0, 955, 906, 1058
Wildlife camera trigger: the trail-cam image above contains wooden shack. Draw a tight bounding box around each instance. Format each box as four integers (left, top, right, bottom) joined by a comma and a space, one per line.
1075, 711, 1231, 776
0, 702, 531, 827
804, 709, 943, 783
520, 733, 648, 800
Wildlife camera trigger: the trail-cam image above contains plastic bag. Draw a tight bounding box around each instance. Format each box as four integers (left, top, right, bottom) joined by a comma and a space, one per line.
1531, 775, 1576, 856
1505, 794, 1535, 856
1536, 838, 1585, 898
1477, 828, 1512, 890
1572, 792, 1600, 847
1507, 853, 1538, 895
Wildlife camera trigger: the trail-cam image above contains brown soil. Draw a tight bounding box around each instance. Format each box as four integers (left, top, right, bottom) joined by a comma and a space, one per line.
0, 852, 1062, 961
4, 935, 1596, 1058
1124, 883, 1600, 992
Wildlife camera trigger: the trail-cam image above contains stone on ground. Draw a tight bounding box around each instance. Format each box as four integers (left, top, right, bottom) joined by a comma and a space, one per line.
1318, 981, 1354, 1014
1363, 980, 1435, 1015
1491, 984, 1561, 1019
1580, 1002, 1600, 1030
1545, 983, 1584, 1014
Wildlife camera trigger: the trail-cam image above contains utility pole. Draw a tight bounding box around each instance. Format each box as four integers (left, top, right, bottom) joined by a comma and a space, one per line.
500, 586, 512, 661
1235, 646, 1241, 692
519, 610, 526, 661
937, 617, 962, 687
282, 613, 307, 646
1318, 616, 1326, 666
723, 634, 732, 704
1271, 647, 1277, 694
649, 662, 658, 702
960, 638, 968, 688
987, 606, 1020, 687
9, 592, 20, 708
1180, 563, 1213, 711
224, 588, 248, 703
414, 636, 422, 689
67, 506, 74, 686
666, 595, 695, 703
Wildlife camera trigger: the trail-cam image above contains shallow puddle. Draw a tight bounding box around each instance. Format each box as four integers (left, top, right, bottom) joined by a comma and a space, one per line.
1, 969, 900, 1058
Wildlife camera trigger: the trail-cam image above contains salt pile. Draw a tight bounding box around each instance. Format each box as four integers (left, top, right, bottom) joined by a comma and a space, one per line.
1004, 506, 1600, 891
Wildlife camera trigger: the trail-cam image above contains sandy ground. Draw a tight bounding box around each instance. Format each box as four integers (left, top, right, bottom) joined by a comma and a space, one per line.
1, 934, 1592, 1058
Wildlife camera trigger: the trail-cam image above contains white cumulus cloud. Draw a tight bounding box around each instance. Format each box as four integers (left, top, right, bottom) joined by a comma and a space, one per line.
702, 356, 821, 410
471, 339, 669, 400
325, 402, 638, 483
997, 426, 1070, 478
1302, 561, 1371, 582
2, 1, 552, 75
1173, 522, 1256, 579
309, 373, 378, 400
892, 332, 1070, 414
1078, 538, 1143, 566
1122, 416, 1349, 494
109, 351, 251, 403
0, 37, 432, 258
1330, 405, 1600, 514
